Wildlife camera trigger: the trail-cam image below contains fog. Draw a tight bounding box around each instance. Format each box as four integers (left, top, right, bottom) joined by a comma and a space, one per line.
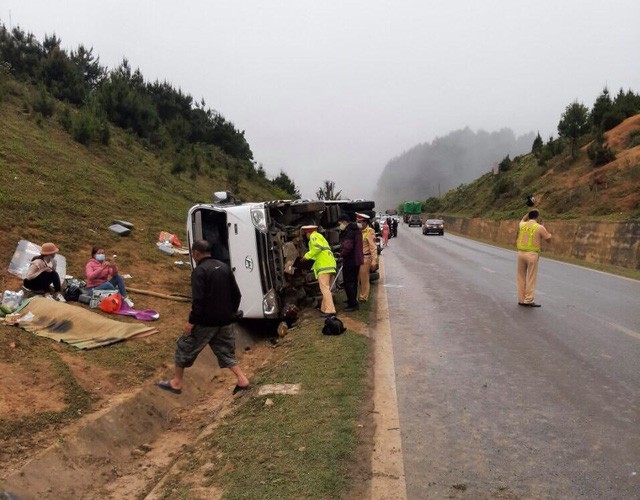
1, 1, 639, 200
374, 128, 535, 211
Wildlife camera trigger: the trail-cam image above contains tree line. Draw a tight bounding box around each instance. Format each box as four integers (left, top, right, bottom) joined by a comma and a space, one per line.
0, 22, 306, 198
540, 87, 640, 165
0, 23, 253, 158
413, 86, 640, 215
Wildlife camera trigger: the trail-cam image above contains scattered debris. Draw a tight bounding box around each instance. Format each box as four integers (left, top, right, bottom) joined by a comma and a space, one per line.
16, 311, 35, 324
258, 383, 301, 396
112, 219, 134, 229
264, 398, 274, 407
108, 224, 131, 236
277, 321, 288, 338
127, 287, 191, 302
157, 241, 175, 255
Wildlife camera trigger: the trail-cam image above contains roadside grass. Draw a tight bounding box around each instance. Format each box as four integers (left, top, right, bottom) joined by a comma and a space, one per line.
0, 80, 281, 455
159, 310, 371, 500
447, 229, 640, 281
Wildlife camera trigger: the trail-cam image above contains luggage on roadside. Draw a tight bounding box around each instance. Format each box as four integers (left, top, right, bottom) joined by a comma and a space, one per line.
322, 315, 346, 335
63, 279, 86, 302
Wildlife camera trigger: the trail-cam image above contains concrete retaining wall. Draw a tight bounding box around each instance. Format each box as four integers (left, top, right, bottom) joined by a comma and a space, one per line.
440, 216, 640, 270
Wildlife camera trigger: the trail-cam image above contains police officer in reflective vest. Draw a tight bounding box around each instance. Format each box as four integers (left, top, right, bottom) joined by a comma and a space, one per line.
517, 210, 552, 307
301, 225, 337, 316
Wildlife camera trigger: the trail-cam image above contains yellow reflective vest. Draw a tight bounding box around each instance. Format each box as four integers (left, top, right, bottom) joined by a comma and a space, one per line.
304, 231, 337, 278
517, 222, 540, 252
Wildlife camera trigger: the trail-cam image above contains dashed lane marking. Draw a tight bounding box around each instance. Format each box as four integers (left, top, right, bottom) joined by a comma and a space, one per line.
609, 322, 640, 341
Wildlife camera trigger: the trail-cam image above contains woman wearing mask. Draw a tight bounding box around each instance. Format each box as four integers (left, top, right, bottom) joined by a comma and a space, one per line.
23, 242, 66, 301
85, 246, 134, 307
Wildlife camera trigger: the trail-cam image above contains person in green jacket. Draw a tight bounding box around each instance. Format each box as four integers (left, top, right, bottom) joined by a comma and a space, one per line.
301, 225, 337, 316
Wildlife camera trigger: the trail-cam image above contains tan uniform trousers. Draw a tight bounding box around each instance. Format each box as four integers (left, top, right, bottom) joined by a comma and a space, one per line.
318, 273, 336, 314
358, 256, 372, 301
517, 250, 539, 304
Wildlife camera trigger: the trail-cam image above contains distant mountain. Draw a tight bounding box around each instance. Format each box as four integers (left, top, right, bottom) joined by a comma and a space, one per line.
374, 127, 535, 210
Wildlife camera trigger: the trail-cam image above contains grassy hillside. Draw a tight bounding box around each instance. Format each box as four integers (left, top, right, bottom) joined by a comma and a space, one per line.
428, 114, 640, 221
0, 80, 286, 290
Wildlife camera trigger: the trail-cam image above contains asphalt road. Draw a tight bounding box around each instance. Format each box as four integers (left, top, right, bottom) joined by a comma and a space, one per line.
382, 226, 640, 499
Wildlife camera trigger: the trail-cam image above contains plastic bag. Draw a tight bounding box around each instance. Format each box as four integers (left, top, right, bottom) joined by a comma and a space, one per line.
158, 231, 182, 248
2, 290, 24, 312
8, 240, 67, 279
99, 293, 122, 314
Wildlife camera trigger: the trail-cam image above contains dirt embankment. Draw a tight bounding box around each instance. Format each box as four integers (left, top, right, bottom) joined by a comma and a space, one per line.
0, 326, 264, 499
442, 216, 640, 270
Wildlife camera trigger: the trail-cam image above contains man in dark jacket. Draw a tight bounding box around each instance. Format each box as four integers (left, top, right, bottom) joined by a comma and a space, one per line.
338, 213, 364, 311
157, 239, 250, 395
391, 218, 398, 238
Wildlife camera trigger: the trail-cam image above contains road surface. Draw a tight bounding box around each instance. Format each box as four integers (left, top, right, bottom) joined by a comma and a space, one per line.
382, 226, 640, 499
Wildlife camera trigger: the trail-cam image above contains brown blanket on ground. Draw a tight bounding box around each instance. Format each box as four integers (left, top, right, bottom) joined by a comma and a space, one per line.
18, 298, 159, 349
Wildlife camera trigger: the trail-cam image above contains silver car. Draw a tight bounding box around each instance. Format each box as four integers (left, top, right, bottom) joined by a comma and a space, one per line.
422, 219, 444, 235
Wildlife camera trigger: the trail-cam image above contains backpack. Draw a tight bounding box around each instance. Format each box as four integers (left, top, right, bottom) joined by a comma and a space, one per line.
63, 279, 86, 302
322, 315, 346, 335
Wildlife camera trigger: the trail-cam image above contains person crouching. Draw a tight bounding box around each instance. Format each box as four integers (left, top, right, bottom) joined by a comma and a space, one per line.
23, 242, 66, 302
300, 225, 337, 317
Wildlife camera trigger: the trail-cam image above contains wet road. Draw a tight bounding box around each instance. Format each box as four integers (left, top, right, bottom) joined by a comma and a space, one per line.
382, 226, 640, 499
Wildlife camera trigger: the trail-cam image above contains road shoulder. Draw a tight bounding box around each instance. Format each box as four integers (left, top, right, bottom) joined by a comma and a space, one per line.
368, 258, 407, 499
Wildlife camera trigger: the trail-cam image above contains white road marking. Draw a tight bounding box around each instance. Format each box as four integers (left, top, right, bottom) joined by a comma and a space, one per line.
371, 260, 408, 499
481, 266, 496, 273
383, 284, 404, 288
609, 322, 640, 341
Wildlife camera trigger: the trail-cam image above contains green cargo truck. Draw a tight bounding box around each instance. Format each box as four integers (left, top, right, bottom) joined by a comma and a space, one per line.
402, 201, 423, 223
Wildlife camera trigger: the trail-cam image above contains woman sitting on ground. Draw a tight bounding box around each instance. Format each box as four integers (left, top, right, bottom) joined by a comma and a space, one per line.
85, 246, 134, 307
23, 242, 66, 301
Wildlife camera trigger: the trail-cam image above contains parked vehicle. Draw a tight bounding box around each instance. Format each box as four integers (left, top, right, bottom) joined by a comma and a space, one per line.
407, 214, 422, 227
422, 219, 445, 235
187, 193, 377, 321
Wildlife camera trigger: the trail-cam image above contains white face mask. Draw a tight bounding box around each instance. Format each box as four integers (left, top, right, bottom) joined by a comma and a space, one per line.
338, 223, 347, 231
95, 254, 106, 262
357, 222, 364, 229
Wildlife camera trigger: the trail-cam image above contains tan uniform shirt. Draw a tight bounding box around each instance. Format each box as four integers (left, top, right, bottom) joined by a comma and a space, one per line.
361, 227, 378, 266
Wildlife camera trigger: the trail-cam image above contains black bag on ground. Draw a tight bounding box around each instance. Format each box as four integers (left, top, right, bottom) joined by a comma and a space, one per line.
64, 279, 86, 302
322, 315, 346, 335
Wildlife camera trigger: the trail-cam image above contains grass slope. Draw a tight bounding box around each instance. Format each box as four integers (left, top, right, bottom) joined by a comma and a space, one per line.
434, 114, 640, 221
0, 81, 286, 284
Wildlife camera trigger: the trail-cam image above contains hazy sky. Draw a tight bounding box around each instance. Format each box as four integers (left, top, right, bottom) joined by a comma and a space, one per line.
2, 1, 639, 199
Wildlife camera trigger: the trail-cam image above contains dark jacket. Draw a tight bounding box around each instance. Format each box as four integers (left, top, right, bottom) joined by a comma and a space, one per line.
339, 222, 364, 267
189, 256, 241, 326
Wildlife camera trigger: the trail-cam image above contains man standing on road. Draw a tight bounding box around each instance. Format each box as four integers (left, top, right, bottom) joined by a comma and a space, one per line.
358, 213, 378, 303
517, 210, 552, 307
157, 239, 250, 395
301, 225, 337, 317
338, 213, 363, 312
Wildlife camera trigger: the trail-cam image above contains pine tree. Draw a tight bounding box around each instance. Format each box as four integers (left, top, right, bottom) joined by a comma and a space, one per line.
558, 101, 590, 159
531, 132, 543, 155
